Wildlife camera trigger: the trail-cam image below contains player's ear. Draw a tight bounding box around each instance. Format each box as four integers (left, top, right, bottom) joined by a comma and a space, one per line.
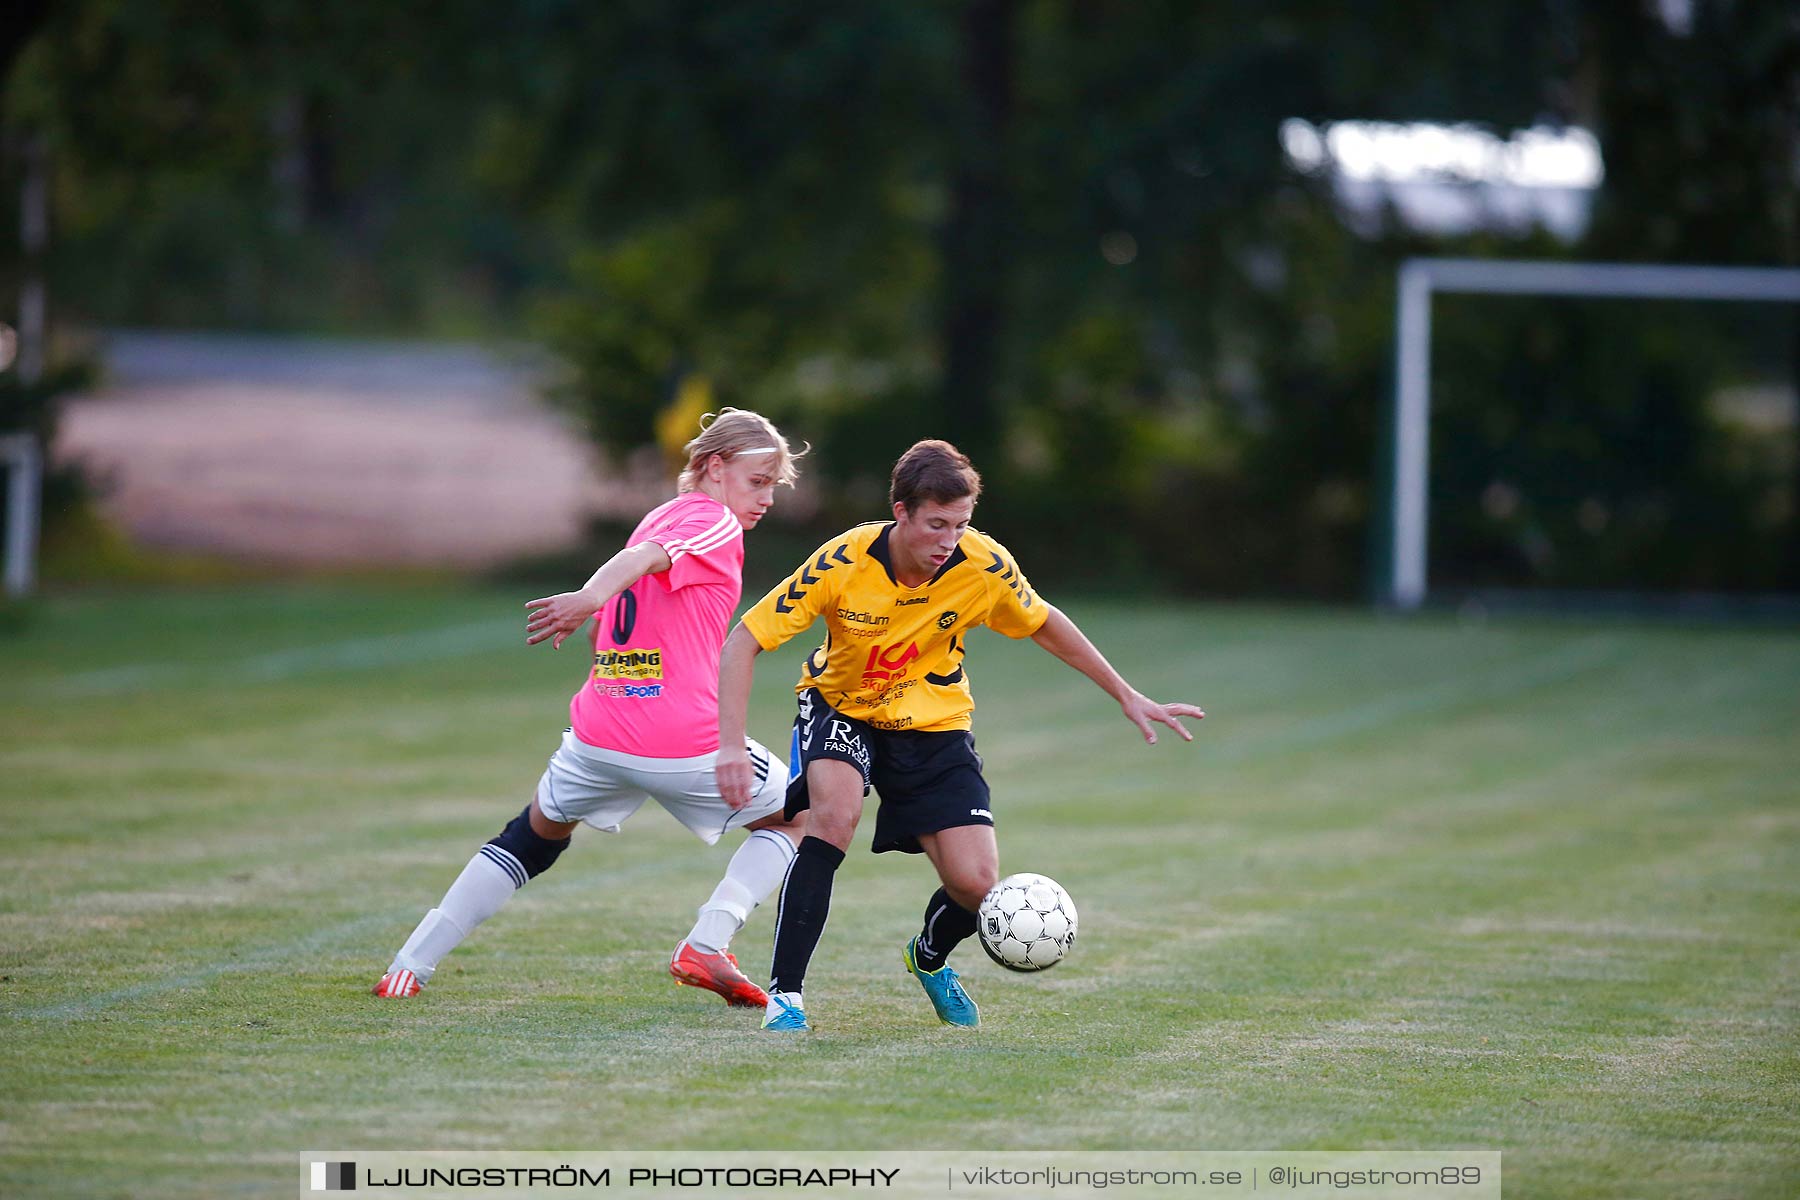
708, 453, 727, 481
892, 500, 909, 523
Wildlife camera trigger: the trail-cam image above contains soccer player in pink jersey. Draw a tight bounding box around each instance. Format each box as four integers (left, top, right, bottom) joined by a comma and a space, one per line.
374, 409, 807, 1008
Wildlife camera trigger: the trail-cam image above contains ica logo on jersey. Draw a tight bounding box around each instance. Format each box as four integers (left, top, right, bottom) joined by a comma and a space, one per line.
862, 642, 919, 687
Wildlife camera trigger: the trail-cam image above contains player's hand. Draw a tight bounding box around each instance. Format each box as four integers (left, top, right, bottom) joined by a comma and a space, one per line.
716, 749, 756, 811
1121, 691, 1204, 745
525, 590, 600, 649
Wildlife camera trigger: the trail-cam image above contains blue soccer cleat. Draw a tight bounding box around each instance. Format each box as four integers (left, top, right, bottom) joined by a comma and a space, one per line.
761, 991, 811, 1032
903, 937, 979, 1027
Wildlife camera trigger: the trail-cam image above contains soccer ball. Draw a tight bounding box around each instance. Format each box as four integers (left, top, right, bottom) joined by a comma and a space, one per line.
977, 872, 1078, 971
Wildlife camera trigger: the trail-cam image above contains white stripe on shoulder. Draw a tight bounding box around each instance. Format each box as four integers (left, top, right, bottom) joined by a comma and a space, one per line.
663, 508, 736, 551
668, 533, 739, 562
681, 515, 742, 553
662, 510, 730, 557
669, 525, 738, 557
668, 512, 742, 560
668, 533, 738, 563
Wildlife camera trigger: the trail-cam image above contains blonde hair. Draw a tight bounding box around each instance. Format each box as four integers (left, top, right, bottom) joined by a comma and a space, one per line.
677, 408, 806, 493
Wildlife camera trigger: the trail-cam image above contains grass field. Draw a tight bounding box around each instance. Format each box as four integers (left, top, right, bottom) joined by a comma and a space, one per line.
2, 585, 1797, 1198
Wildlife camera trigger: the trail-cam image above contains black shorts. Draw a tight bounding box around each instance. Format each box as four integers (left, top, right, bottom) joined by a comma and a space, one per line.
784, 689, 992, 855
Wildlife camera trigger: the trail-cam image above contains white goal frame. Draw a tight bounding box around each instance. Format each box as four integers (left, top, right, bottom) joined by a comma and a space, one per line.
1386, 257, 1800, 609
2, 432, 42, 598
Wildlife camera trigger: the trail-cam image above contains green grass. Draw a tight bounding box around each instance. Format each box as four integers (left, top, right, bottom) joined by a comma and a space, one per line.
2, 586, 1797, 1198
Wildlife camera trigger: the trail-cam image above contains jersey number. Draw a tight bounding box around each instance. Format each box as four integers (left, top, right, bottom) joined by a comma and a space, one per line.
610, 591, 639, 644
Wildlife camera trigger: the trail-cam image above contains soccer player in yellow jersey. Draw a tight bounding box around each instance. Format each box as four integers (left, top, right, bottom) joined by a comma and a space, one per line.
716, 439, 1204, 1031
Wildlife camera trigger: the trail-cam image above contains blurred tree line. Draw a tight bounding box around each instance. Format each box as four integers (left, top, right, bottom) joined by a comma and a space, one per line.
3, 0, 1796, 597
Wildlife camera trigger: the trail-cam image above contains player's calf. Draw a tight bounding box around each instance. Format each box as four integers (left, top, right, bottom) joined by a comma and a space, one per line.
374, 805, 572, 996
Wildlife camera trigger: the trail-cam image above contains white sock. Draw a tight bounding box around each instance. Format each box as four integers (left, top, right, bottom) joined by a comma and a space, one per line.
685, 828, 797, 953
389, 846, 524, 982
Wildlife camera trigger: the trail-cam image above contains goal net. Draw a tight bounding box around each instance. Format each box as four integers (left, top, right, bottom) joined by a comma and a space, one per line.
1381, 258, 1800, 613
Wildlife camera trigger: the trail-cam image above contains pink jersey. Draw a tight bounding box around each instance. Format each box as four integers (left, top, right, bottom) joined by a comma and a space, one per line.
568, 492, 744, 757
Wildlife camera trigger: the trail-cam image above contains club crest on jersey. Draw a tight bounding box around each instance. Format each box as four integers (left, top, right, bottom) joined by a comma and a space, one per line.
937, 611, 959, 630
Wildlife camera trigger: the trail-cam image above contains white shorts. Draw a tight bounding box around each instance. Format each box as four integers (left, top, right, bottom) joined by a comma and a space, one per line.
534, 730, 788, 845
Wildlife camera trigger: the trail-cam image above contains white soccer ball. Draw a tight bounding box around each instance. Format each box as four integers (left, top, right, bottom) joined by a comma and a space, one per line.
977, 872, 1078, 972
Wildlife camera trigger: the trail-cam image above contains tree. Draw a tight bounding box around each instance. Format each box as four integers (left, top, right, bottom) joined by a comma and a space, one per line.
9, 0, 1796, 596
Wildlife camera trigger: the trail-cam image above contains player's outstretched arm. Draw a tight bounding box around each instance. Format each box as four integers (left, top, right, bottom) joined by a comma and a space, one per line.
1029, 605, 1205, 745
525, 541, 673, 649
715, 622, 764, 810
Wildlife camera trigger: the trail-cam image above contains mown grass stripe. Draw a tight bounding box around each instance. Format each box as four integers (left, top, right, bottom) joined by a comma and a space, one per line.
3, 591, 1795, 1199
43, 617, 520, 697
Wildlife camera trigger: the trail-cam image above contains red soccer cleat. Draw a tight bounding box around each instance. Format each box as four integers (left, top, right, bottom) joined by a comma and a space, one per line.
669, 941, 768, 1008
372, 969, 422, 998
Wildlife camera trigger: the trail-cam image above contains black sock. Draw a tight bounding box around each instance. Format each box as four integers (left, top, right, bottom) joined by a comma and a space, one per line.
913, 887, 978, 972
768, 836, 845, 996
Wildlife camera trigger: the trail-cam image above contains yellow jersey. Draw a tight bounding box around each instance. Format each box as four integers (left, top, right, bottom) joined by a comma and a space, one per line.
741, 522, 1051, 732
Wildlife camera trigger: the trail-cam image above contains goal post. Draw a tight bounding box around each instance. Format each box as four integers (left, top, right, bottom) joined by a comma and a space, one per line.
1, 432, 42, 598
1384, 257, 1800, 610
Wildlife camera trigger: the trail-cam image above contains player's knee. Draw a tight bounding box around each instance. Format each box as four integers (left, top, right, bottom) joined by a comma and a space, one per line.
490, 805, 572, 879
808, 813, 857, 852
806, 790, 861, 849
528, 799, 578, 840
803, 797, 858, 851
943, 862, 998, 911
945, 877, 993, 912
747, 810, 806, 841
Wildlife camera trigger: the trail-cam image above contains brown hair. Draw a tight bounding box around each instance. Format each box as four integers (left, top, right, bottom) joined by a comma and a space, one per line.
677, 408, 806, 493
889, 439, 982, 514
